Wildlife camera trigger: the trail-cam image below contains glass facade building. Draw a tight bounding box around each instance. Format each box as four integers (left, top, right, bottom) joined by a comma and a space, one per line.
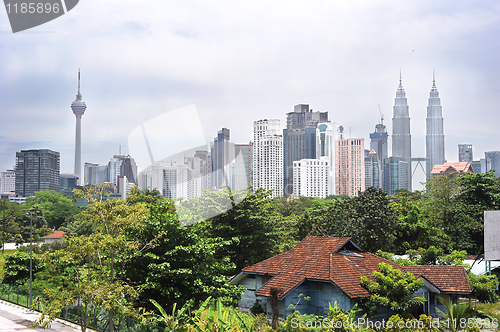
15, 149, 60, 197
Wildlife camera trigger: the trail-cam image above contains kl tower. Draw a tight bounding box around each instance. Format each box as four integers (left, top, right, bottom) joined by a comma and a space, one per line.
71, 69, 87, 185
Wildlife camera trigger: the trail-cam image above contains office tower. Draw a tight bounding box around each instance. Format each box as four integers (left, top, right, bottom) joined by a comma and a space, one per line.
383, 156, 409, 196
316, 122, 343, 195
480, 158, 491, 173
392, 74, 412, 190
15, 149, 60, 197
108, 155, 137, 187
234, 143, 253, 190
84, 162, 109, 185
211, 128, 234, 189
60, 174, 79, 189
283, 104, 328, 196
292, 157, 330, 198
185, 150, 212, 197
370, 121, 388, 172
163, 164, 193, 201
335, 138, 365, 196
426, 74, 445, 179
365, 150, 382, 190
137, 165, 165, 192
470, 160, 481, 174
0, 170, 15, 194
71, 70, 87, 186
253, 119, 283, 198
458, 144, 473, 163
484, 151, 500, 177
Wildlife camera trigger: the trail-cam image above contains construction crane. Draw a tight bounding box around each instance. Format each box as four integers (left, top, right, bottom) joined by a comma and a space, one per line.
378, 105, 384, 125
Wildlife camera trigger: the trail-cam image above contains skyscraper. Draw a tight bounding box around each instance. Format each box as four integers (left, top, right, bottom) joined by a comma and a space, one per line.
370, 122, 388, 167
15, 149, 60, 197
109, 155, 138, 187
211, 128, 233, 189
484, 151, 500, 177
253, 119, 283, 198
234, 143, 253, 190
426, 74, 445, 179
458, 144, 473, 163
365, 149, 382, 190
335, 138, 365, 196
383, 156, 409, 196
316, 122, 343, 195
283, 104, 328, 196
71, 70, 87, 186
392, 74, 412, 190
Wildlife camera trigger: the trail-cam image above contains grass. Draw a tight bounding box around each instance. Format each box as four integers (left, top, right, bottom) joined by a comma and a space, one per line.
475, 302, 500, 321
0, 249, 17, 279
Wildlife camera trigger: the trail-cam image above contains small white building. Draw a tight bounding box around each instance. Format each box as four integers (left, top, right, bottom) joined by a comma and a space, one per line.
44, 230, 66, 244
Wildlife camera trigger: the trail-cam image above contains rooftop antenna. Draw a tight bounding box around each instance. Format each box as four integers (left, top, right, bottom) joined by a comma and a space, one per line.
77, 69, 81, 95
119, 144, 121, 155
378, 105, 384, 125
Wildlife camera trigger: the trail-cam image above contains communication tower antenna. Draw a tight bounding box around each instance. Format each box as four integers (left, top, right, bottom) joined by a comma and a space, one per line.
378, 105, 384, 125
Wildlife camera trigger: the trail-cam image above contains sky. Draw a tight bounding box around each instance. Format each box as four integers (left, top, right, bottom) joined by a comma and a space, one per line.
1, 0, 499, 191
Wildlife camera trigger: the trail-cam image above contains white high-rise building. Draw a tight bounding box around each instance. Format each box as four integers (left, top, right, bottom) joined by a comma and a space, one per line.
109, 156, 123, 187
0, 170, 15, 194
138, 165, 165, 193
163, 165, 193, 201
84, 162, 109, 185
185, 151, 212, 197
293, 157, 330, 198
316, 122, 343, 195
253, 119, 283, 198
426, 74, 445, 179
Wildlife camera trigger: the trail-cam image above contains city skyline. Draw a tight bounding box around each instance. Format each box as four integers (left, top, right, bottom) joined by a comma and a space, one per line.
1, 2, 500, 191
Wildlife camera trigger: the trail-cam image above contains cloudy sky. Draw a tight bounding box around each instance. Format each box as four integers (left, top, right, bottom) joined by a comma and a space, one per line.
1, 0, 499, 190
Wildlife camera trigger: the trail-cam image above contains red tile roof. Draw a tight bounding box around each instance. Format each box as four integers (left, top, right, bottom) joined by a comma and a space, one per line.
430, 162, 474, 176
404, 265, 471, 293
44, 230, 66, 239
242, 236, 471, 299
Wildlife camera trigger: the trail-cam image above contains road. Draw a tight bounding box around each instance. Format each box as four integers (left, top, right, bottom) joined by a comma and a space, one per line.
0, 300, 82, 331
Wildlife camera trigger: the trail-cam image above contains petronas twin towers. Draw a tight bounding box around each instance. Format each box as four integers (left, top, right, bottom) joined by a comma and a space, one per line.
391, 72, 445, 189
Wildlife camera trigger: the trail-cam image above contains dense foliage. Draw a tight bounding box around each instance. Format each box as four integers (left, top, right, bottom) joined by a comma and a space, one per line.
0, 170, 498, 329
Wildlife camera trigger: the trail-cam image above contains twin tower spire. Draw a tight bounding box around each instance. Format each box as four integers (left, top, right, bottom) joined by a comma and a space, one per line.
392, 71, 445, 189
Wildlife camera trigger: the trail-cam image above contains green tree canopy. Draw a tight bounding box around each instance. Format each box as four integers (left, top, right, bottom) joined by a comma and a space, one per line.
360, 262, 425, 318
25, 190, 81, 229
124, 200, 243, 311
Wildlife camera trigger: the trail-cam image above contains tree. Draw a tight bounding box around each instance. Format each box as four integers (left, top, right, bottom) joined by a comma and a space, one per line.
34, 188, 148, 332
124, 200, 243, 311
25, 190, 82, 229
360, 262, 425, 318
391, 190, 450, 253
297, 187, 396, 252
181, 187, 281, 272
126, 186, 167, 205
0, 198, 20, 253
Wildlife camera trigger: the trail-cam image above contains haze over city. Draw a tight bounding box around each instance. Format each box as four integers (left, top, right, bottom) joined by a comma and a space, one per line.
1, 1, 500, 190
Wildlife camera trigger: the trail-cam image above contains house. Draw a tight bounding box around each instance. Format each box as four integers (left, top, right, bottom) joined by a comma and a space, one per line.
430, 162, 474, 178
230, 236, 471, 320
43, 230, 66, 244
